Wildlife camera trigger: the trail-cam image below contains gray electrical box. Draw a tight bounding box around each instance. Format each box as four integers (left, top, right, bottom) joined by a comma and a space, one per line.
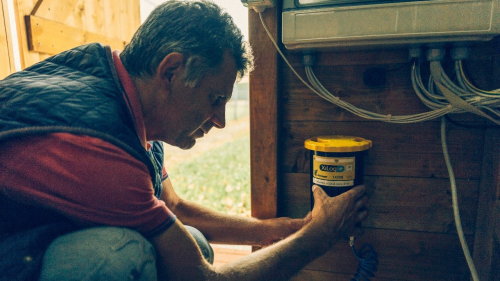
282, 0, 500, 51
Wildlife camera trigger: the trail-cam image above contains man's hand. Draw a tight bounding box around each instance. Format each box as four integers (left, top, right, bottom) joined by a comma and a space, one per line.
260, 213, 312, 246
310, 185, 369, 246
151, 184, 369, 280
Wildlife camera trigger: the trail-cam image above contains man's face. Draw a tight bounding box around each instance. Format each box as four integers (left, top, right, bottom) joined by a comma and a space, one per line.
159, 52, 237, 149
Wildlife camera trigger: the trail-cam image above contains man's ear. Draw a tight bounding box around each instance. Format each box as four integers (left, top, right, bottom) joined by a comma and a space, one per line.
157, 52, 184, 83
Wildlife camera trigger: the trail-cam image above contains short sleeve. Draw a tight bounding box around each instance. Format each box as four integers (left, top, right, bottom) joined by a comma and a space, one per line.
0, 133, 176, 237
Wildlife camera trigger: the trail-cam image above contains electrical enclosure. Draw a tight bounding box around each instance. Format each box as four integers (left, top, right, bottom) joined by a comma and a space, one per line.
282, 0, 500, 50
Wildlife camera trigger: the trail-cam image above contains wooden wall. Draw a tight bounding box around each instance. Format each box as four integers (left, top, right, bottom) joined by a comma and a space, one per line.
0, 0, 15, 79
250, 7, 500, 281
9, 0, 140, 70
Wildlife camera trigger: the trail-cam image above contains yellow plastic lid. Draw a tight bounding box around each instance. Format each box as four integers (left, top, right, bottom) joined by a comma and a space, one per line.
304, 135, 372, 153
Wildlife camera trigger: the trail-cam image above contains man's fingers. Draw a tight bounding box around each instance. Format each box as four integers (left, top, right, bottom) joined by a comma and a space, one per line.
303, 212, 312, 224
356, 208, 369, 222
343, 209, 368, 238
348, 185, 367, 200
354, 195, 369, 211
289, 217, 308, 230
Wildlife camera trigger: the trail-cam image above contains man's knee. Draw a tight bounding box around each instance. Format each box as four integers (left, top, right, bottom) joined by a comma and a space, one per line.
184, 225, 214, 264
40, 227, 157, 281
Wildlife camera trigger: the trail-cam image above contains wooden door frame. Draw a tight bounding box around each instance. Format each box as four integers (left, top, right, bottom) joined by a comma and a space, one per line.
249, 7, 280, 220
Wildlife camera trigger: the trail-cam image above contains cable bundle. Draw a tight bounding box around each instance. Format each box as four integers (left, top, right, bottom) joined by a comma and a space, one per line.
411, 47, 500, 125
305, 64, 453, 123
305, 51, 500, 125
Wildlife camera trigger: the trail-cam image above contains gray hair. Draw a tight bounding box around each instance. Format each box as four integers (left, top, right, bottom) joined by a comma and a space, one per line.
120, 0, 253, 87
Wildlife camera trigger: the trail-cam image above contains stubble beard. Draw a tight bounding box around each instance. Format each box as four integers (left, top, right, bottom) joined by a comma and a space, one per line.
174, 132, 196, 150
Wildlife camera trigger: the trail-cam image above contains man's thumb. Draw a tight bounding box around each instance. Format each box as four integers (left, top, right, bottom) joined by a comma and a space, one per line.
312, 185, 327, 203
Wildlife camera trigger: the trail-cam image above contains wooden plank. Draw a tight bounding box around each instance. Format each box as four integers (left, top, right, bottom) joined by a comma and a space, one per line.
0, 0, 15, 79
82, 0, 103, 36
282, 64, 427, 122
37, 52, 50, 60
281, 63, 487, 123
55, 0, 84, 33
58, 0, 139, 41
249, 8, 279, 220
281, 121, 485, 179
31, 0, 79, 23
14, 0, 40, 68
469, 50, 500, 281
14, 0, 139, 69
280, 45, 498, 124
124, 0, 140, 40
292, 270, 396, 281
25, 15, 126, 55
103, 0, 139, 42
295, 228, 473, 281
494, 203, 500, 281
472, 128, 500, 281
283, 47, 410, 67
211, 245, 251, 267
281, 173, 479, 235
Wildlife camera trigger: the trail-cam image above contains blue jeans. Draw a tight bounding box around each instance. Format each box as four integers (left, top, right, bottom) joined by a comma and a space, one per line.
39, 226, 213, 281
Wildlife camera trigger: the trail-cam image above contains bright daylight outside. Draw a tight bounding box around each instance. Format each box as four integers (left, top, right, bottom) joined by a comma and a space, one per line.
140, 0, 252, 265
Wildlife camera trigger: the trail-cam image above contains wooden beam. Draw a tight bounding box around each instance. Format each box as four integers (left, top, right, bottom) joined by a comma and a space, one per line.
13, 0, 40, 69
282, 173, 480, 234
473, 127, 500, 281
0, 0, 15, 79
24, 15, 126, 55
249, 7, 280, 220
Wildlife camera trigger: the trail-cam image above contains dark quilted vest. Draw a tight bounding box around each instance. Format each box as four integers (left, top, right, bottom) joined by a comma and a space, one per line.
0, 43, 158, 183
0, 43, 163, 280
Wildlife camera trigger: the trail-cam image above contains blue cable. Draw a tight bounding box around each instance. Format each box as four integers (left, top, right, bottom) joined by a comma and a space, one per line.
350, 239, 378, 281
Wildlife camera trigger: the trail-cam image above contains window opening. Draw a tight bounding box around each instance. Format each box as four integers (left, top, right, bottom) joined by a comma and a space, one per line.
140, 0, 252, 266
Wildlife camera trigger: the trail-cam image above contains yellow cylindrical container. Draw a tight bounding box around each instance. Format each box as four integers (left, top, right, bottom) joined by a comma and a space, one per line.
305, 135, 372, 208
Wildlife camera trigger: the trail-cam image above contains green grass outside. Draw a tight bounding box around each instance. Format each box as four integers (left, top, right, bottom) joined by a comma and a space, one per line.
168, 135, 251, 216
225, 101, 249, 123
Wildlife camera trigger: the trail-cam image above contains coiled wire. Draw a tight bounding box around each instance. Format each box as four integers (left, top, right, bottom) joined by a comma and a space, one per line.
350, 239, 378, 281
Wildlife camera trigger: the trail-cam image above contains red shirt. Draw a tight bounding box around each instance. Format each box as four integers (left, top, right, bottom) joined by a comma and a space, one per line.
0, 51, 175, 237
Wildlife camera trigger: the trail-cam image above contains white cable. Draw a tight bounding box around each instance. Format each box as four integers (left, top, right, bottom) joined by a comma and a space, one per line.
456, 61, 500, 98
430, 60, 500, 126
257, 13, 320, 97
440, 117, 480, 281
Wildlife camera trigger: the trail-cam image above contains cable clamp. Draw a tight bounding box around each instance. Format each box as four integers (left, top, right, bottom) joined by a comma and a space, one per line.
301, 52, 316, 67
385, 114, 392, 121
408, 48, 422, 60
349, 236, 355, 247
426, 48, 446, 61
450, 46, 471, 61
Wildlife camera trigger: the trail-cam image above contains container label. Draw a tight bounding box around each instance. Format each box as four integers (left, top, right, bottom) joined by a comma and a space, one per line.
312, 155, 355, 186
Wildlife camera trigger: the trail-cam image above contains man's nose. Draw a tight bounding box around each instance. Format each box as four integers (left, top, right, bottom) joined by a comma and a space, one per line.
211, 105, 226, 129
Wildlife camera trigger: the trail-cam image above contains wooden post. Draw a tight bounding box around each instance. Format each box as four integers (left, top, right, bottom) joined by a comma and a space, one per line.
0, 0, 15, 79
473, 127, 500, 281
249, 6, 279, 220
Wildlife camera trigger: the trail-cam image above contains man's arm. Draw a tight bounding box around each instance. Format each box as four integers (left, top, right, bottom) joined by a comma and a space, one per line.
160, 178, 310, 246
152, 184, 368, 280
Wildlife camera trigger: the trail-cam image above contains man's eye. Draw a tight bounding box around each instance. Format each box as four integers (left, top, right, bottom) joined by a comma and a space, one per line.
213, 96, 227, 105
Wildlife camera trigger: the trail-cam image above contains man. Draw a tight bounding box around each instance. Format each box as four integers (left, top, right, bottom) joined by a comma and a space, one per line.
0, 0, 368, 280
